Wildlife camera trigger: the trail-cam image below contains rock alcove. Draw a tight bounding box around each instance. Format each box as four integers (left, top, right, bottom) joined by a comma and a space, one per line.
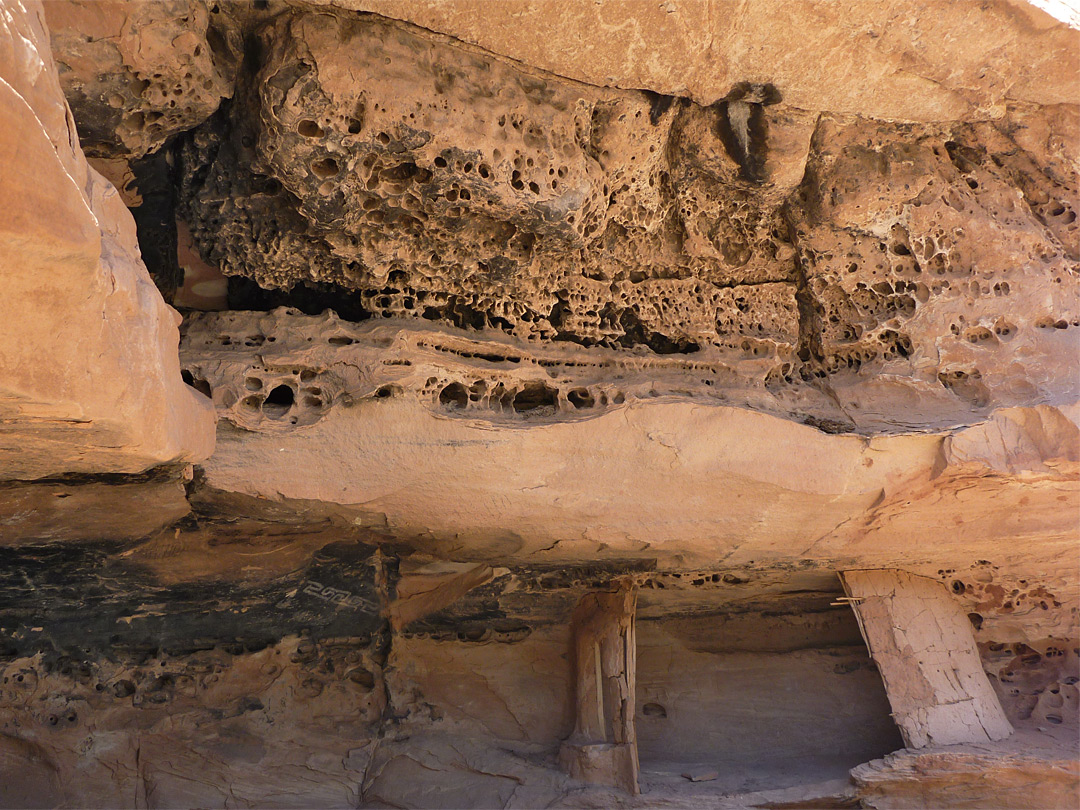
0, 0, 1077, 807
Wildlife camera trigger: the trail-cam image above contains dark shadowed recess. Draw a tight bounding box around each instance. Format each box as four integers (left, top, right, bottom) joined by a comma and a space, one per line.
224, 276, 373, 321
0, 539, 385, 665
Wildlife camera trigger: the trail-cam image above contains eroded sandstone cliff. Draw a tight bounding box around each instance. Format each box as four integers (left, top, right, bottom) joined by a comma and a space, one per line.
0, 0, 1077, 807
0, 0, 215, 478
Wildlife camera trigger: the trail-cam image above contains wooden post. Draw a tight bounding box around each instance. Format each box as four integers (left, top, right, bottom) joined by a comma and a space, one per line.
840, 569, 1013, 748
559, 580, 639, 794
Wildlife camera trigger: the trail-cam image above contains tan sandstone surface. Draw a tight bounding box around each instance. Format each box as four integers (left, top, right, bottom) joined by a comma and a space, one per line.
331, 0, 1080, 120
0, 0, 1076, 808
0, 0, 214, 478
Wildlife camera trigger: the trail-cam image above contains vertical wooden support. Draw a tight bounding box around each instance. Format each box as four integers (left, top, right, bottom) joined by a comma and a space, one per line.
559, 580, 639, 794
840, 569, 1013, 749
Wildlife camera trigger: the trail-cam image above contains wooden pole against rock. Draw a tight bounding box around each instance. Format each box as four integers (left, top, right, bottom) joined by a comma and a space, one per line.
559, 578, 640, 795
840, 569, 1013, 748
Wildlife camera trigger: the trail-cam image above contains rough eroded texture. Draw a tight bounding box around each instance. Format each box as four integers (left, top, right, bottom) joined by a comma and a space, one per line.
170, 9, 1079, 431
43, 0, 241, 159
1, 1, 1075, 807
177, 310, 1074, 580
0, 539, 902, 809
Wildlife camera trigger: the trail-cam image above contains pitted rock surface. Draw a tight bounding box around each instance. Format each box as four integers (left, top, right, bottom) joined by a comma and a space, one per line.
177, 13, 805, 360
44, 0, 243, 159
160, 10, 1079, 429
3, 2, 1077, 808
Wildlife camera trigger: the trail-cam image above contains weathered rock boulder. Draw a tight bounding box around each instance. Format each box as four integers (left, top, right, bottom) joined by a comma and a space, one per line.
43, 0, 240, 160
0, 0, 215, 479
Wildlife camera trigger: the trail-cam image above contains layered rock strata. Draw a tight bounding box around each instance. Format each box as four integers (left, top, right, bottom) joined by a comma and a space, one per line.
43, 2, 1079, 433
165, 8, 1078, 437
0, 0, 1075, 808
179, 309, 1080, 605
167, 306, 1077, 805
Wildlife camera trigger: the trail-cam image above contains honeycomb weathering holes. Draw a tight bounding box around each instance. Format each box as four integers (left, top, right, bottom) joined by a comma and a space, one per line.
263, 384, 295, 418
438, 382, 468, 408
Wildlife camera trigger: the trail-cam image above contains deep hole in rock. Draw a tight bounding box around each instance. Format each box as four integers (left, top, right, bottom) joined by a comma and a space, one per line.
567, 388, 595, 409
438, 382, 468, 408
263, 385, 295, 418
225, 278, 372, 322
297, 119, 324, 138
642, 702, 667, 717
180, 369, 212, 398
310, 157, 339, 178
512, 382, 558, 413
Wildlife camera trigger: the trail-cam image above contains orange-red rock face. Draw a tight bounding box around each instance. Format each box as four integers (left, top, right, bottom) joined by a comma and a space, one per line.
0, 0, 1077, 807
0, 0, 215, 478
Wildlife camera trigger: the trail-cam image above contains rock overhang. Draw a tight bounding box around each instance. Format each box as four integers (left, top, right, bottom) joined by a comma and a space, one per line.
0, 1, 1076, 807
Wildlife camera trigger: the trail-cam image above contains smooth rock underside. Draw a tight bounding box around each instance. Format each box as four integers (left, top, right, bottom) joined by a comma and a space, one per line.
0, 0, 1077, 808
